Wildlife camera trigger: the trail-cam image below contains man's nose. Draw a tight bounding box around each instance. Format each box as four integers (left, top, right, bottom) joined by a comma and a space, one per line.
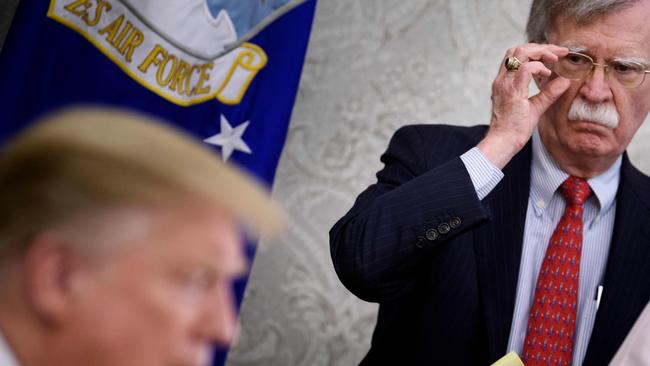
578, 66, 614, 104
201, 282, 237, 346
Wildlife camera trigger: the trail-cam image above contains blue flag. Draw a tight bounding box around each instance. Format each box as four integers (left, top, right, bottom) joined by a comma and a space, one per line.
0, 0, 316, 364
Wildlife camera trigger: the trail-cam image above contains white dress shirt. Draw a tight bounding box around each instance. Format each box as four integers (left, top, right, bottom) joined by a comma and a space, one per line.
0, 331, 19, 366
461, 129, 621, 365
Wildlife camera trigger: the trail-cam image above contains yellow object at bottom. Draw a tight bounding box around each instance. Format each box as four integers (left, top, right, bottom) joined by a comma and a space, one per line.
491, 352, 524, 366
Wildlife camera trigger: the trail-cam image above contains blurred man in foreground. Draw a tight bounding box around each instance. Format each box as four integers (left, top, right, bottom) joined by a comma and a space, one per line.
0, 107, 283, 366
331, 0, 650, 365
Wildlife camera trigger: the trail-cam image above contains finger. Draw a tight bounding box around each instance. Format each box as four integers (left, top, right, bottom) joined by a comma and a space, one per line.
511, 61, 552, 91
506, 44, 569, 64
529, 76, 571, 116
507, 43, 569, 59
494, 61, 545, 98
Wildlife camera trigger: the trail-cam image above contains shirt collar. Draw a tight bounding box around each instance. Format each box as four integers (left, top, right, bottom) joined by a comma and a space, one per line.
0, 329, 20, 366
530, 128, 621, 215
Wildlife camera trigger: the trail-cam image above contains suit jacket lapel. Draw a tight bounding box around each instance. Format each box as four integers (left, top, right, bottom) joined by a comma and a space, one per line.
473, 141, 532, 361
583, 154, 650, 364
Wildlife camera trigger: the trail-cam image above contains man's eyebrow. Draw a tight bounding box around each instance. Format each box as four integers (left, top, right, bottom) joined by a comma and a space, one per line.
560, 42, 650, 65
613, 56, 650, 67
559, 42, 587, 53
205, 257, 249, 278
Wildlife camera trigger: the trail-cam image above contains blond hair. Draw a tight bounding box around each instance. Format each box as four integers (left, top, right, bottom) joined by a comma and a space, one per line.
0, 107, 283, 257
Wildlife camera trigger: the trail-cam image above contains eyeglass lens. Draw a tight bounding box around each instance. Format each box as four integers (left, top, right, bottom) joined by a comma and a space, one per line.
554, 52, 647, 88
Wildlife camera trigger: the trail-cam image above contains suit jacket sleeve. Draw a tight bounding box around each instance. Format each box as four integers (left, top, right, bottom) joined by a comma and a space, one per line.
329, 124, 494, 302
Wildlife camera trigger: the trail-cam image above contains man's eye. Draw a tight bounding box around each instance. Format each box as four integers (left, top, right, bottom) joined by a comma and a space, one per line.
612, 61, 644, 74
176, 270, 216, 291
191, 273, 215, 290
567, 54, 588, 65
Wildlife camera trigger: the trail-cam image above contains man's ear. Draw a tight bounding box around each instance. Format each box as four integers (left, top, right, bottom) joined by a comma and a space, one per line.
22, 232, 77, 326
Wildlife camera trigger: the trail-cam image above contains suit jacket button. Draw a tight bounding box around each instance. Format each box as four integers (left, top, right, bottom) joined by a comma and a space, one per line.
450, 217, 461, 228
415, 236, 427, 248
425, 229, 438, 241
438, 223, 451, 234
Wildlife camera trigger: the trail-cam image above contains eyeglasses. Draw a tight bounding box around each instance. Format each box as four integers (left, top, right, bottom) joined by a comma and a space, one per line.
554, 52, 650, 89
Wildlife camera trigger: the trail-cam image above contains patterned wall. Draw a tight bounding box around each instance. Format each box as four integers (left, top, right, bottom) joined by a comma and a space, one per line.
228, 0, 650, 365
2, 1, 649, 365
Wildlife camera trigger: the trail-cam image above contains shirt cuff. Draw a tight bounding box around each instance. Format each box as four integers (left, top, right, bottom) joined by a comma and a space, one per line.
460, 147, 504, 200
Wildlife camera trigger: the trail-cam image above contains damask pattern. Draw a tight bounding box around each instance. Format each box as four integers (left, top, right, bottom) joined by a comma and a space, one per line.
228, 1, 650, 365
0, 2, 648, 365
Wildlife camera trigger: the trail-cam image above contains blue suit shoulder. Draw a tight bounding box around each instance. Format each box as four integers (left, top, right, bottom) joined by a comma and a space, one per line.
384, 124, 488, 171
621, 153, 650, 203
393, 123, 487, 147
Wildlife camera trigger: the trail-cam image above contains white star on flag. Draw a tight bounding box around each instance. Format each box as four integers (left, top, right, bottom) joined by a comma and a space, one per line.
204, 115, 252, 161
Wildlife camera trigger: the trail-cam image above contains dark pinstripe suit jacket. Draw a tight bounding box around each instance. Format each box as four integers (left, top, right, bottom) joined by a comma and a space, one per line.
330, 124, 650, 365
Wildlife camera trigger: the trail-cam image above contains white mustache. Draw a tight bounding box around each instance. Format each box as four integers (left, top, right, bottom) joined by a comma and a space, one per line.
567, 97, 620, 129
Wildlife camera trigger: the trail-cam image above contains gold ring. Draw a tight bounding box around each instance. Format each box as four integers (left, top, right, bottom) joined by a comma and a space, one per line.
504, 56, 522, 72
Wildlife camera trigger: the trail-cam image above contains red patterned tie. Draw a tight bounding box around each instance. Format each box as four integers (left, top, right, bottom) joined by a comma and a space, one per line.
522, 176, 591, 366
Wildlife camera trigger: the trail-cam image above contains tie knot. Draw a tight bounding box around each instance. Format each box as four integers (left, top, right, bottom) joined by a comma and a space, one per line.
560, 176, 591, 206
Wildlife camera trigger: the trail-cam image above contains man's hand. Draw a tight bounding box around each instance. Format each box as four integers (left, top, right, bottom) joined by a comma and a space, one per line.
478, 44, 571, 169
